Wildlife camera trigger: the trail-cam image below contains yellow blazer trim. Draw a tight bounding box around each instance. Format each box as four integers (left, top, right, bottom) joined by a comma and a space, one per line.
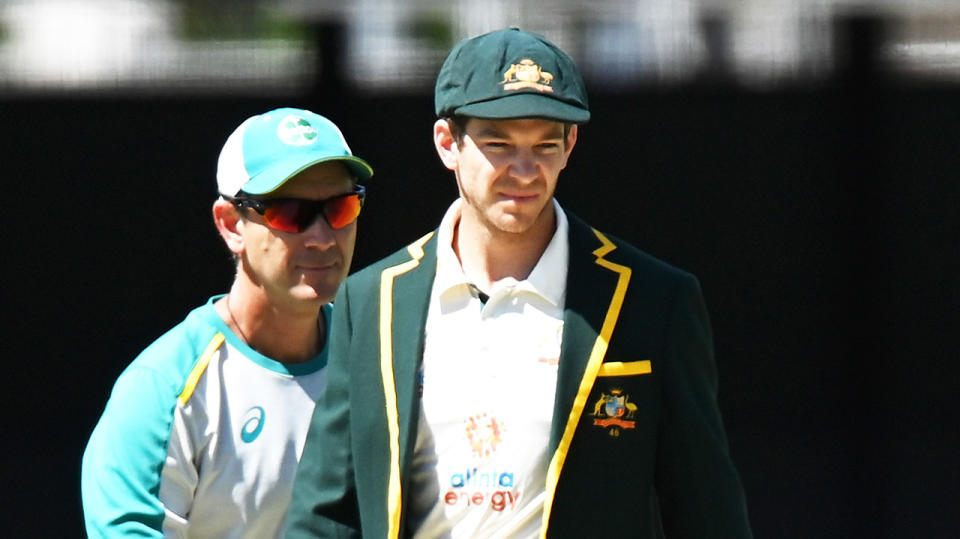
178, 333, 225, 406
379, 232, 433, 539
597, 360, 652, 377
541, 229, 632, 537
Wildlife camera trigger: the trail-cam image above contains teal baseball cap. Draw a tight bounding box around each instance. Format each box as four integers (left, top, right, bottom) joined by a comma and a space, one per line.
217, 107, 374, 196
435, 28, 590, 123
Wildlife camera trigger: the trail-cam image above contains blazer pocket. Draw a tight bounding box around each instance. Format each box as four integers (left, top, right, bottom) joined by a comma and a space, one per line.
597, 360, 652, 377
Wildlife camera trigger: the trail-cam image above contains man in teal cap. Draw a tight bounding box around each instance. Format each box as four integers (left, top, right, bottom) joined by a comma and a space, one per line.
288, 28, 752, 538
81, 108, 373, 538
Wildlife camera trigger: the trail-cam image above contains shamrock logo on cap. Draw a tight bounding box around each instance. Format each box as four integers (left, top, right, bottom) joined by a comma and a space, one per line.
277, 115, 319, 146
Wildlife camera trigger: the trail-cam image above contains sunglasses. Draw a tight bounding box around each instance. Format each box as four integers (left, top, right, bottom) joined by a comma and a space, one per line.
224, 185, 365, 233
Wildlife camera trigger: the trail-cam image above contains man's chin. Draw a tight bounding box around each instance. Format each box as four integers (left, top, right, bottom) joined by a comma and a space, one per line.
291, 281, 338, 305
490, 203, 551, 234
492, 214, 537, 235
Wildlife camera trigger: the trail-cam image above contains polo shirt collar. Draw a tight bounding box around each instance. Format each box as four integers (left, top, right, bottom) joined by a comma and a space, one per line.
434, 198, 569, 307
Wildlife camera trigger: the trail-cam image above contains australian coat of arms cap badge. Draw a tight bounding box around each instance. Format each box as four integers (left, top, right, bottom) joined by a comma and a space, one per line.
501, 59, 555, 92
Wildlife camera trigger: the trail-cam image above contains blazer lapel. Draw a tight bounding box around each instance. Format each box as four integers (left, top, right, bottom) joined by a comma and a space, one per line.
389, 233, 437, 460
549, 215, 629, 448
376, 231, 437, 539
542, 214, 633, 535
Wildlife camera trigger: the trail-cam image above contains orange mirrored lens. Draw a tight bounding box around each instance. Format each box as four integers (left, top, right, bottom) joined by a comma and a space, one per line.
263, 201, 304, 233
259, 193, 363, 232
324, 194, 363, 229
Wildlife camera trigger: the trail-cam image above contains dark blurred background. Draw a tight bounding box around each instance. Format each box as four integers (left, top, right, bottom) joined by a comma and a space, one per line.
2, 1, 957, 537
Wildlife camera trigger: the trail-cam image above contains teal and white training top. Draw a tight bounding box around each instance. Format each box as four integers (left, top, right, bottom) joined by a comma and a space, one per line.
81, 296, 330, 538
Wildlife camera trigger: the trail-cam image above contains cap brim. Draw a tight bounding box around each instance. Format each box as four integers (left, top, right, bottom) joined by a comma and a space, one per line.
454, 93, 590, 123
242, 156, 375, 195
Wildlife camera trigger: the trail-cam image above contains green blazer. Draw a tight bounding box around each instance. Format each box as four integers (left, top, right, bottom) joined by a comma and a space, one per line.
287, 213, 752, 538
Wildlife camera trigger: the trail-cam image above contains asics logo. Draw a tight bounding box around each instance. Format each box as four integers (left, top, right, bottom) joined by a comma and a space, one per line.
240, 406, 265, 443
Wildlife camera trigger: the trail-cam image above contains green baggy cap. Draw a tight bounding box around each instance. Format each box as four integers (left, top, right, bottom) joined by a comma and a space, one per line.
435, 28, 590, 123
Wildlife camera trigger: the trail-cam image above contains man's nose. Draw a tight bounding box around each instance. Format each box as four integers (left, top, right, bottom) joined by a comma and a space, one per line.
301, 216, 338, 247
508, 151, 538, 181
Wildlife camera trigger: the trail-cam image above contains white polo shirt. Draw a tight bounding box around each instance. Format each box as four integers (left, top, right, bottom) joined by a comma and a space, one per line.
409, 198, 569, 539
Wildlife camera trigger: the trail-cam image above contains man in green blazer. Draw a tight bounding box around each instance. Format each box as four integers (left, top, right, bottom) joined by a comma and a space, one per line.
287, 28, 752, 538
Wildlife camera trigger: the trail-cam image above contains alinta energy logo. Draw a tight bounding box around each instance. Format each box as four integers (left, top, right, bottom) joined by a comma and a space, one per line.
240, 406, 265, 443
442, 413, 522, 512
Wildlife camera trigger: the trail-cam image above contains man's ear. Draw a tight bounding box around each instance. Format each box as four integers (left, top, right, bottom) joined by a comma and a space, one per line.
560, 124, 578, 170
433, 119, 459, 171
212, 199, 244, 255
